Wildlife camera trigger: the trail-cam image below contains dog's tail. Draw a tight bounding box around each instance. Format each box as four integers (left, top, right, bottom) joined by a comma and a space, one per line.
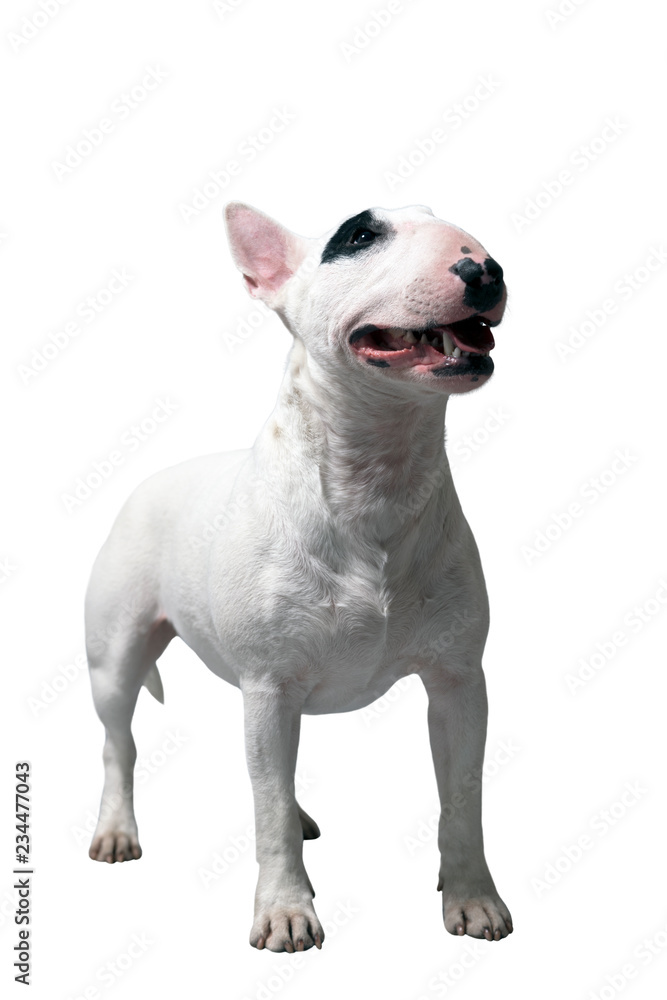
142, 663, 165, 703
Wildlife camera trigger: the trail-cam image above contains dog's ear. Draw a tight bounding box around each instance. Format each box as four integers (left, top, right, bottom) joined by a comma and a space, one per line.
224, 203, 307, 304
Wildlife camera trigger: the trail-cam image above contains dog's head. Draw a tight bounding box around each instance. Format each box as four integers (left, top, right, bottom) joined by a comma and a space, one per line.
224, 203, 507, 395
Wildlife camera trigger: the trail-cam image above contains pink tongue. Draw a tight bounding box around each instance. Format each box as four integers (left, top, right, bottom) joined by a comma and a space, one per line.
447, 324, 495, 354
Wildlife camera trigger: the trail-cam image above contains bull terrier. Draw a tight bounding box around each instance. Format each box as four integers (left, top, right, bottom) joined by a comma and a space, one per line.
85, 203, 513, 951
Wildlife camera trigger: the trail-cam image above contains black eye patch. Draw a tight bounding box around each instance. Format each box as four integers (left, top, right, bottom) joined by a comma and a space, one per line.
320, 210, 394, 265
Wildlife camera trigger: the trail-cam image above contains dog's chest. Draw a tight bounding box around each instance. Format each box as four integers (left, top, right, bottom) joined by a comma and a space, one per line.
253, 537, 402, 652
214, 519, 453, 699
258, 560, 417, 710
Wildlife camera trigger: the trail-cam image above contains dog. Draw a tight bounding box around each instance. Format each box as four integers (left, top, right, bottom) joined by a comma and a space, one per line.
85, 202, 513, 952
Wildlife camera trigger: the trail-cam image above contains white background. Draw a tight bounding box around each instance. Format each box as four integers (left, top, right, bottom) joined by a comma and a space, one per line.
3, 0, 666, 997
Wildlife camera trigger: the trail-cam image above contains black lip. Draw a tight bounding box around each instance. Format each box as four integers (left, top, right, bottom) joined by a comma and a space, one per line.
349, 324, 379, 345
432, 354, 494, 378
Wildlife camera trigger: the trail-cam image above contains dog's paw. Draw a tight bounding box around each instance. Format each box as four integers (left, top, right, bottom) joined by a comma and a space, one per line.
250, 902, 324, 953
89, 828, 142, 864
441, 887, 513, 941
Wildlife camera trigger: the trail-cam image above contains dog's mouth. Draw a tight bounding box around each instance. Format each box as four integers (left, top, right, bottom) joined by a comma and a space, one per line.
348, 315, 495, 380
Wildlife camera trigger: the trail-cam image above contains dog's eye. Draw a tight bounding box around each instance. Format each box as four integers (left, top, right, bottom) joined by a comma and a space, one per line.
350, 229, 377, 246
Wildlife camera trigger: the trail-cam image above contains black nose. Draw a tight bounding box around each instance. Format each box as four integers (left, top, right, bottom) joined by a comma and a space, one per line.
449, 256, 504, 311
450, 256, 504, 287
484, 257, 504, 285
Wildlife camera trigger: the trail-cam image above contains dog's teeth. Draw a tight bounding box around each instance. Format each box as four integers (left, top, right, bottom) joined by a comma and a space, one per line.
403, 330, 417, 344
440, 332, 454, 355
452, 347, 461, 358
420, 333, 429, 345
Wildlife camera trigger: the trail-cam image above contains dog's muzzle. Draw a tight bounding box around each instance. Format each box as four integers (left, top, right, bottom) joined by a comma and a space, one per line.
449, 257, 504, 313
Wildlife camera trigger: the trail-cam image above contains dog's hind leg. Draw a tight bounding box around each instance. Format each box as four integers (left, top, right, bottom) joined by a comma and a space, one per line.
85, 550, 175, 863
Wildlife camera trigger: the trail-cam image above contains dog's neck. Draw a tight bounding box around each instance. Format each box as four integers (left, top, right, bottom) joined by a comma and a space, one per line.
256, 338, 457, 543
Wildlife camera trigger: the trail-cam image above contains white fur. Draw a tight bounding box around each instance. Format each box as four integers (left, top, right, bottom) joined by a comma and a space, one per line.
85, 203, 513, 950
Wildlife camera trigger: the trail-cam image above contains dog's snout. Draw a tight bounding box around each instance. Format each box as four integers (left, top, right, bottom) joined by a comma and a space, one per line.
484, 257, 504, 285
450, 256, 504, 288
449, 256, 505, 313
450, 257, 484, 287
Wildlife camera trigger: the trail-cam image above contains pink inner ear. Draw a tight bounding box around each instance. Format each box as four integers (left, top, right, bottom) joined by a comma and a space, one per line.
229, 208, 295, 293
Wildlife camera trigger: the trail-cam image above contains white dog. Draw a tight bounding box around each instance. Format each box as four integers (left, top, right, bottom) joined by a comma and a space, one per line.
86, 203, 513, 951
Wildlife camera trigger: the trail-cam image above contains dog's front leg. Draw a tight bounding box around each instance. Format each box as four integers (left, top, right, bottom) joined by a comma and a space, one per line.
243, 683, 324, 953
420, 663, 513, 941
